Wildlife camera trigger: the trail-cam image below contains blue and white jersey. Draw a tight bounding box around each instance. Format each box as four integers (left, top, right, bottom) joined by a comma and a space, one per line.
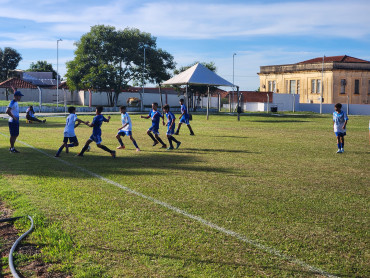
333, 111, 348, 133
166, 111, 176, 127
92, 114, 108, 136
64, 113, 78, 137
149, 110, 162, 128
121, 112, 132, 131
7, 100, 19, 122
181, 104, 188, 116
26, 107, 34, 117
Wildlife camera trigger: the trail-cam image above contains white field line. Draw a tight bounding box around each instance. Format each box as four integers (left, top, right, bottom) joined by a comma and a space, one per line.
0, 132, 339, 278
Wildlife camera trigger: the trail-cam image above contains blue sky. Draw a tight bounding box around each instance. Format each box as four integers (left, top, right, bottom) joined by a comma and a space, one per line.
1, 0, 369, 91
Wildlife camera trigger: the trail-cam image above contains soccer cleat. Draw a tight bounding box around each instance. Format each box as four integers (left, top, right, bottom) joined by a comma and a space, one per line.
9, 148, 20, 153
43, 119, 46, 123
341, 148, 344, 153
336, 149, 343, 153
111, 151, 116, 158
166, 146, 174, 150
136, 148, 141, 152
117, 145, 125, 149
86, 145, 91, 152
161, 144, 167, 149
190, 133, 195, 136
152, 141, 159, 146
76, 153, 84, 157
175, 131, 179, 135
176, 142, 181, 149
55, 154, 60, 157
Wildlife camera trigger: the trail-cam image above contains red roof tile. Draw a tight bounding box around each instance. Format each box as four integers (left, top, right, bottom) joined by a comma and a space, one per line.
0, 77, 38, 89
298, 55, 369, 64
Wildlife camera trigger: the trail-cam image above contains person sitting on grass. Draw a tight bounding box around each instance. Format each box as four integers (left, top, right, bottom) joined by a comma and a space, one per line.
333, 103, 348, 153
175, 98, 194, 136
163, 104, 181, 150
116, 106, 140, 152
141, 102, 167, 148
77, 106, 116, 158
26, 105, 46, 123
55, 106, 89, 157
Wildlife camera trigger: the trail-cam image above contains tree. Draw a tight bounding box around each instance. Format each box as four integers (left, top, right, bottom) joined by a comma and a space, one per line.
0, 47, 22, 82
65, 25, 175, 107
27, 61, 58, 79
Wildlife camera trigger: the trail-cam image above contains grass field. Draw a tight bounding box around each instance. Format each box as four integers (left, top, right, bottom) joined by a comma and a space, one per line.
0, 112, 369, 277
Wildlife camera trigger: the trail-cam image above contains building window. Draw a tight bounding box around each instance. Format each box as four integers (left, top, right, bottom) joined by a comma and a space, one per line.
289, 80, 296, 94
268, 81, 276, 92
311, 79, 322, 94
354, 79, 360, 94
340, 79, 346, 94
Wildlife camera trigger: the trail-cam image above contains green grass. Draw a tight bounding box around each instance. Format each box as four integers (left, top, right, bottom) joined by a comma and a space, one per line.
0, 113, 369, 277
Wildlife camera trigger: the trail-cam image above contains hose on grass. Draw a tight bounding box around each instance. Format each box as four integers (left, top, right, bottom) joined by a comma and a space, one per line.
0, 215, 34, 278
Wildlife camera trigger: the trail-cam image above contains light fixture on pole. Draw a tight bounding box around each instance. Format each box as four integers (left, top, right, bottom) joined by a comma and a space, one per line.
56, 39, 62, 108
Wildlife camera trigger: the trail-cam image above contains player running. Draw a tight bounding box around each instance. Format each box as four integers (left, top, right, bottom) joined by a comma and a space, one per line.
175, 98, 194, 135
116, 106, 140, 151
141, 102, 167, 148
163, 104, 181, 150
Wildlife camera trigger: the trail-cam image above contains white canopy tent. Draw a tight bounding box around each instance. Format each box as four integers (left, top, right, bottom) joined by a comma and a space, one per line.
163, 63, 240, 120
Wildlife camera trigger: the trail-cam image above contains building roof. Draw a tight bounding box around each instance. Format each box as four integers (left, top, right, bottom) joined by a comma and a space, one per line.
0, 77, 38, 89
22, 72, 57, 86
298, 55, 369, 64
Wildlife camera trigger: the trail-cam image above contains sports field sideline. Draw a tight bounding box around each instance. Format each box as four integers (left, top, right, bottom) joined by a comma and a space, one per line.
0, 113, 369, 277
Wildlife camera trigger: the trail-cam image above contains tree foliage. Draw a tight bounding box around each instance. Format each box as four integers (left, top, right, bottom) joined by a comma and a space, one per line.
27, 60, 57, 79
65, 25, 176, 106
0, 47, 22, 82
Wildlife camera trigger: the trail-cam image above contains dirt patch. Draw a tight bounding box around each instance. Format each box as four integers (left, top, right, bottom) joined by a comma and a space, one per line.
0, 201, 70, 277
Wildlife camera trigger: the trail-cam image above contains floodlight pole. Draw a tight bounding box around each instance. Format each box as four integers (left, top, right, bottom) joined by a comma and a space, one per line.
56, 39, 62, 108
237, 86, 240, 121
232, 53, 236, 112
320, 55, 324, 114
141, 47, 146, 112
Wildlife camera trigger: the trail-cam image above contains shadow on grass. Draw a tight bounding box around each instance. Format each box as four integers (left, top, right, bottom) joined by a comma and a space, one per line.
0, 145, 238, 179
250, 120, 309, 123
86, 245, 345, 277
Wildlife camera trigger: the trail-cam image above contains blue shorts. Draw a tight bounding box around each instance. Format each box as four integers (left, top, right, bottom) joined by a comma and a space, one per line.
117, 130, 132, 136
8, 121, 19, 137
167, 125, 175, 135
63, 136, 78, 144
148, 124, 159, 135
180, 115, 190, 125
89, 134, 102, 144
335, 132, 346, 137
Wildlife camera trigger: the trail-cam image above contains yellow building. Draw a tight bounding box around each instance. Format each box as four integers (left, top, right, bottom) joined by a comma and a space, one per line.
258, 55, 370, 104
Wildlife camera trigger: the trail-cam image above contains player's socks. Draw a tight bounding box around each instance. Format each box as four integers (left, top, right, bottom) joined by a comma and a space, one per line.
132, 140, 139, 149
67, 143, 75, 148
337, 143, 341, 149
118, 138, 124, 146
188, 125, 195, 135
98, 144, 113, 153
171, 136, 179, 144
167, 137, 174, 148
156, 137, 166, 146
55, 145, 64, 157
148, 133, 157, 143
79, 145, 89, 155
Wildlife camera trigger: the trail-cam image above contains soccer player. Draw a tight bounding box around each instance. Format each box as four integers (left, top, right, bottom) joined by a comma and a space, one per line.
333, 103, 348, 153
175, 98, 194, 135
116, 106, 140, 151
26, 105, 46, 123
141, 102, 167, 148
77, 106, 116, 158
55, 106, 89, 157
6, 91, 23, 153
163, 104, 181, 150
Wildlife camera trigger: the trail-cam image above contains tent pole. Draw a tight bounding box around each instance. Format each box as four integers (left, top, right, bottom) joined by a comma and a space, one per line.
237, 86, 240, 121
159, 84, 163, 110
207, 86, 210, 120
